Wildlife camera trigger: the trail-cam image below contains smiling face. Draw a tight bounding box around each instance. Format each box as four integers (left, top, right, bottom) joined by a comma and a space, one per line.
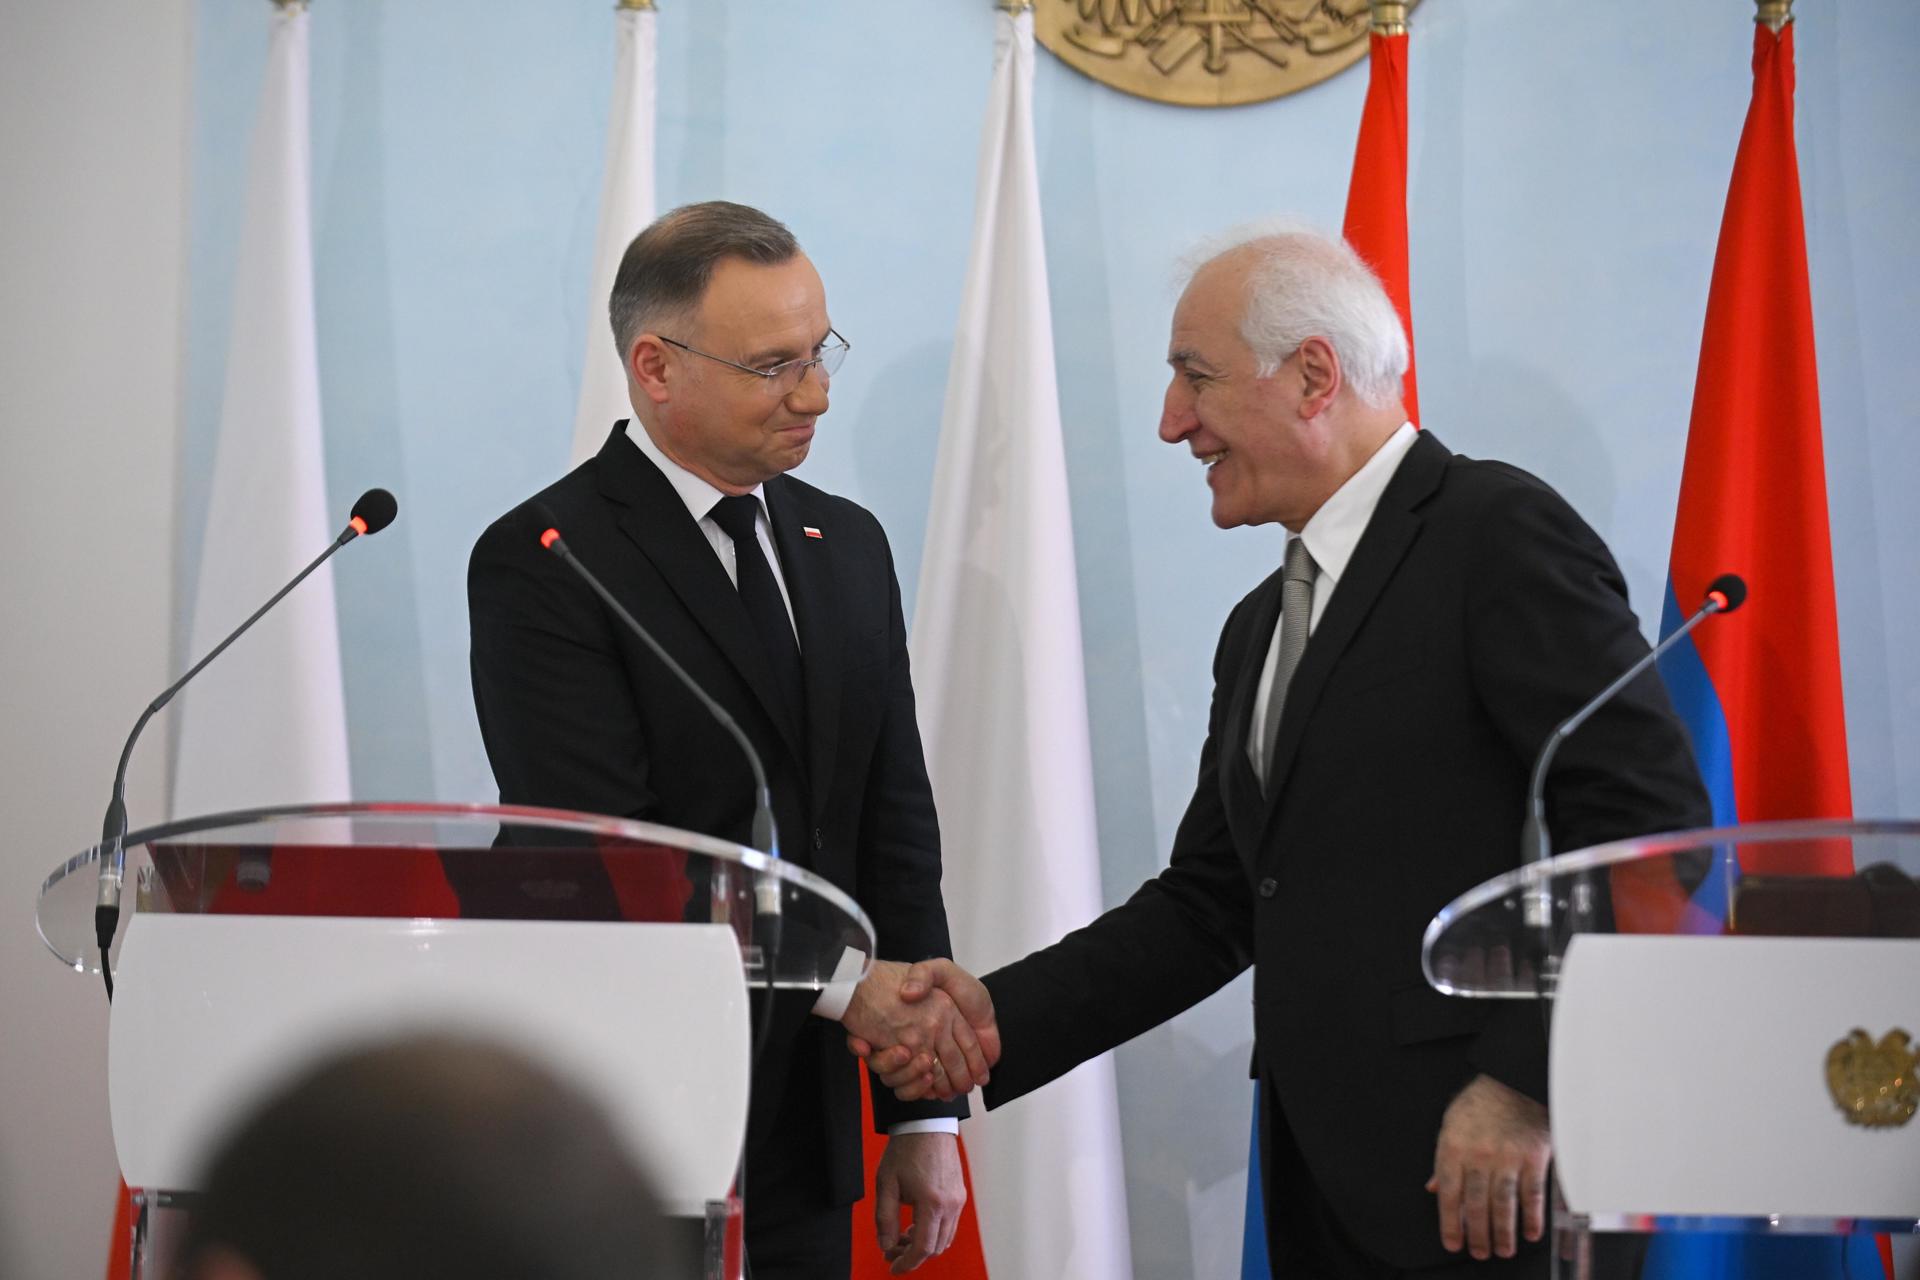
632, 253, 832, 494
1159, 254, 1337, 531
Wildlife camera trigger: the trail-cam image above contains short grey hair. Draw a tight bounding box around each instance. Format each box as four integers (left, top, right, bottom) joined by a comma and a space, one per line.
608, 201, 801, 358
1182, 219, 1410, 409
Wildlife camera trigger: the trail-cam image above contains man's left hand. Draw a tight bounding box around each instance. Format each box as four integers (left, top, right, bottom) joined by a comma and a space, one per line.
873, 1131, 966, 1274
1425, 1073, 1551, 1261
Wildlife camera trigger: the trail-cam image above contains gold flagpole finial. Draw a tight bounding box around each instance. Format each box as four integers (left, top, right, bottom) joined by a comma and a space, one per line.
1755, 0, 1792, 32
1370, 1, 1409, 36
617, 0, 656, 10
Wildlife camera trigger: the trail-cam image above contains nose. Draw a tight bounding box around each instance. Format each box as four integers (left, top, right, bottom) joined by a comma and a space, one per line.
786, 362, 830, 414
1159, 379, 1196, 444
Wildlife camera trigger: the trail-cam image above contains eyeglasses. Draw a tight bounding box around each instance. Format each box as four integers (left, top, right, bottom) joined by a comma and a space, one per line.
658, 329, 850, 398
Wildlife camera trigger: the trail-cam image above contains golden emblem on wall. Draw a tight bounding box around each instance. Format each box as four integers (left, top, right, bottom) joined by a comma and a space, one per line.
1035, 0, 1417, 109
1825, 1029, 1918, 1129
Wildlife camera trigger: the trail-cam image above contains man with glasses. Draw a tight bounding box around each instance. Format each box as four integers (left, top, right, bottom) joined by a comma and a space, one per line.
468, 202, 974, 1278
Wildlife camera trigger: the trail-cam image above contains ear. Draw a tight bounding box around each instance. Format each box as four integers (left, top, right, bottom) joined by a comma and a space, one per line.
1295, 336, 1342, 418
628, 335, 674, 406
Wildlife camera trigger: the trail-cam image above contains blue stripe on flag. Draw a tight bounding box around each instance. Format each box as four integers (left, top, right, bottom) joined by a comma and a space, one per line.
1646, 1230, 1887, 1279
1655, 580, 1740, 828
1241, 1084, 1270, 1279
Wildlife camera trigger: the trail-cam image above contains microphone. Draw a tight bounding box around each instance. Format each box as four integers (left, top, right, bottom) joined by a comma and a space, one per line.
93, 488, 399, 998
535, 517, 783, 881
1518, 573, 1746, 928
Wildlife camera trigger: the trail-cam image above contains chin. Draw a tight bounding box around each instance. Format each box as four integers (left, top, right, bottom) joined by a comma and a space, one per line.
1209, 501, 1246, 530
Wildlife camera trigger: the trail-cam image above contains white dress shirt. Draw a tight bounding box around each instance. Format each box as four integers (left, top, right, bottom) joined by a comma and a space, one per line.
624, 422, 799, 644
1246, 422, 1419, 778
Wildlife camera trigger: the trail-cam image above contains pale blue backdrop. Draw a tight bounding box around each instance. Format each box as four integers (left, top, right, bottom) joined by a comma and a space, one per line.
181, 2, 1919, 1275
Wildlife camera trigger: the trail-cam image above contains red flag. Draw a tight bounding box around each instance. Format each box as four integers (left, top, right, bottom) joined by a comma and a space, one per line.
104, 1182, 133, 1280
851, 1074, 990, 1279
1645, 23, 1880, 1279
1342, 29, 1419, 424
1661, 22, 1852, 863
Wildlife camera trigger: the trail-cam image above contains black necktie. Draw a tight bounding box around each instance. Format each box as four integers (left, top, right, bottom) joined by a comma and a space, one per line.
709, 495, 806, 742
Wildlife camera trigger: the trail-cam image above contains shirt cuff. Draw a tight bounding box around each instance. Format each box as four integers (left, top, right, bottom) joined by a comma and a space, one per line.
887, 1119, 961, 1137
809, 946, 866, 1021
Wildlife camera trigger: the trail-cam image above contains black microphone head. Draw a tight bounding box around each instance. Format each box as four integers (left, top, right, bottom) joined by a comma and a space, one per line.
349, 488, 398, 536
1706, 573, 1747, 613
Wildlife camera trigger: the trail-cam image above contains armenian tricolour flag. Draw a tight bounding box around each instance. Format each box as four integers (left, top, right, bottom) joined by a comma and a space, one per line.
1644, 15, 1889, 1280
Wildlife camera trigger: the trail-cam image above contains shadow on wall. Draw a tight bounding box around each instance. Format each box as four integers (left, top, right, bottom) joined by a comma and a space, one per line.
317, 0, 436, 802
847, 339, 949, 613
1447, 357, 1623, 579
1116, 986, 1263, 1279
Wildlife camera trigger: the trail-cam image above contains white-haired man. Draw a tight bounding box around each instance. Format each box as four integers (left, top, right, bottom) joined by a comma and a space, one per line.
859, 224, 1709, 1277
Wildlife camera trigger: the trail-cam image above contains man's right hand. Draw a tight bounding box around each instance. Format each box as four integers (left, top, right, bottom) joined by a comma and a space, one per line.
847, 959, 998, 1102
841, 960, 999, 1099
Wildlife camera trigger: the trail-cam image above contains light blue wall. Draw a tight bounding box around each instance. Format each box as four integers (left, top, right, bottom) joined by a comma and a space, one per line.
185, 2, 1919, 1275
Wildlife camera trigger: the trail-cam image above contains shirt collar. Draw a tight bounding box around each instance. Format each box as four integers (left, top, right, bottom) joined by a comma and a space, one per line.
623, 419, 768, 525
1297, 421, 1418, 587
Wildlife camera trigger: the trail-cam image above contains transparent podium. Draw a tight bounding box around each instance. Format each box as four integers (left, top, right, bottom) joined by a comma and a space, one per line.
1424, 819, 1920, 1278
37, 802, 877, 1280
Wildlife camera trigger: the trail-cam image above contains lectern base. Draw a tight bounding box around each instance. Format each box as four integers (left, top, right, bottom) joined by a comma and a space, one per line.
121, 1188, 736, 1278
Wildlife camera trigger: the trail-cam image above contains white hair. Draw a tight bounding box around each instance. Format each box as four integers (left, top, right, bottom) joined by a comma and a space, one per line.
1180, 218, 1410, 409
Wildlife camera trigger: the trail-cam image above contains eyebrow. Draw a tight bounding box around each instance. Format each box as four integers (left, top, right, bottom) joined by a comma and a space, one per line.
743, 326, 835, 368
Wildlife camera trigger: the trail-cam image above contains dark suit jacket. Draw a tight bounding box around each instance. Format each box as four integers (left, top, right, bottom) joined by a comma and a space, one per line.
979, 431, 1711, 1269
468, 422, 964, 1212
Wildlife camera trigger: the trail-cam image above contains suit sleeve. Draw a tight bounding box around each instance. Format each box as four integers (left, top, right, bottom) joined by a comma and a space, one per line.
1462, 479, 1712, 1098
468, 508, 660, 821
979, 604, 1258, 1110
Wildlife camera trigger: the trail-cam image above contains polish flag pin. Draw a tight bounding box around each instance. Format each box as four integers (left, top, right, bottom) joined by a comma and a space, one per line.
803, 526, 824, 539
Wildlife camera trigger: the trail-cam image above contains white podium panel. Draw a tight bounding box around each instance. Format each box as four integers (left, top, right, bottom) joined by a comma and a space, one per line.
1551, 934, 1920, 1220
109, 914, 750, 1215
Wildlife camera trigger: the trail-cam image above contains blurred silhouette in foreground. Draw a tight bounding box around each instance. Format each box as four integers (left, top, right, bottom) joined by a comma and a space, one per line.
174, 1032, 689, 1280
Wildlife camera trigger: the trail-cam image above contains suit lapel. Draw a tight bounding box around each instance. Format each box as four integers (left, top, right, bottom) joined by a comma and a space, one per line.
1260, 431, 1450, 825
594, 426, 807, 768
764, 478, 840, 815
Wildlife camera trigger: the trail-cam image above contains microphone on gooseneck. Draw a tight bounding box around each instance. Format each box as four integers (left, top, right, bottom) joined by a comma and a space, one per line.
536, 514, 787, 1102
534, 515, 783, 883
1518, 573, 1746, 931
93, 488, 399, 1001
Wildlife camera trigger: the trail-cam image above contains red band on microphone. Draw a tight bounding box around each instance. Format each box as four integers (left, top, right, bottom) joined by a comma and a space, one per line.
540, 528, 562, 550
349, 516, 369, 536
1707, 591, 1728, 611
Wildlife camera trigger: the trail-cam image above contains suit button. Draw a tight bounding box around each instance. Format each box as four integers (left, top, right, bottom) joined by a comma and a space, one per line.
1257, 877, 1278, 899
812, 828, 824, 851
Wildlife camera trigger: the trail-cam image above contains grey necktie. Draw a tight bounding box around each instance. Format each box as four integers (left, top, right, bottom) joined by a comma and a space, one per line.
1260, 536, 1316, 790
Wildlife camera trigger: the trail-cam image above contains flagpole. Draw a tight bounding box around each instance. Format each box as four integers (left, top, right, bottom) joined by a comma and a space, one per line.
1370, 0, 1408, 36
570, 0, 659, 465
1755, 0, 1792, 34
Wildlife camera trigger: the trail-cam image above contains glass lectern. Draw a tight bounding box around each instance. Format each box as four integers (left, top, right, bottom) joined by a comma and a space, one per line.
1424, 819, 1920, 1278
39, 802, 877, 1280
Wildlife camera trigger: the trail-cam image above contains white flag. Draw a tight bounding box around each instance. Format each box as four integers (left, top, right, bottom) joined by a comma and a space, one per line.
911, 10, 1133, 1277
570, 4, 657, 467
171, 5, 349, 819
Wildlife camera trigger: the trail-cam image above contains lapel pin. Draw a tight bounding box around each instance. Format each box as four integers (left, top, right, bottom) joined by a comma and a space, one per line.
802, 526, 823, 539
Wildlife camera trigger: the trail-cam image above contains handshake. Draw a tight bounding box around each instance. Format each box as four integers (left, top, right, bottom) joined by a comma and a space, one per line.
841, 959, 1000, 1101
